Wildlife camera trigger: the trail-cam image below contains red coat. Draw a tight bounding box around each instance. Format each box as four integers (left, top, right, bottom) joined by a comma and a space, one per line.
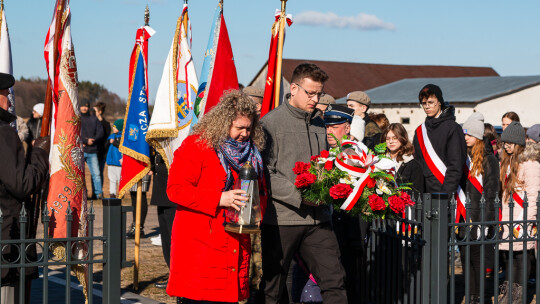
166, 135, 251, 302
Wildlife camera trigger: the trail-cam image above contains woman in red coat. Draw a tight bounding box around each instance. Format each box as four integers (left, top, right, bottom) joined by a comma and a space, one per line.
166, 90, 266, 303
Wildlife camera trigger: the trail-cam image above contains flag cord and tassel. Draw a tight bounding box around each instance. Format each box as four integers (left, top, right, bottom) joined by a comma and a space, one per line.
273, 0, 287, 109
41, 0, 66, 137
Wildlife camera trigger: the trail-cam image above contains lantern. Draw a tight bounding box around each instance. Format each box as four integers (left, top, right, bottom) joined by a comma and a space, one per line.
223, 162, 261, 234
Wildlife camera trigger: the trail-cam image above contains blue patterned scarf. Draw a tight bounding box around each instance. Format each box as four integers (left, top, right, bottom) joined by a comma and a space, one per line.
217, 138, 264, 191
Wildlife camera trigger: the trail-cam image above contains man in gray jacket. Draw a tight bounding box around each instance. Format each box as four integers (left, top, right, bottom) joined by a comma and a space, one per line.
261, 63, 347, 303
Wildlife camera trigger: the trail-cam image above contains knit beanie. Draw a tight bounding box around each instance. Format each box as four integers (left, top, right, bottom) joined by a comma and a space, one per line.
462, 112, 484, 140
526, 124, 540, 143
419, 84, 446, 108
33, 103, 45, 117
501, 121, 526, 146
113, 119, 124, 132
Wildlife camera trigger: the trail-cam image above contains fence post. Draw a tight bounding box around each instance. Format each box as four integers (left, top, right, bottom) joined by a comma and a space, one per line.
430, 193, 449, 304
421, 193, 432, 304
102, 198, 123, 304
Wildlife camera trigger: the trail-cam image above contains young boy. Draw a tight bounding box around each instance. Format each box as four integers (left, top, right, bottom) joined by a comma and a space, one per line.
106, 119, 123, 198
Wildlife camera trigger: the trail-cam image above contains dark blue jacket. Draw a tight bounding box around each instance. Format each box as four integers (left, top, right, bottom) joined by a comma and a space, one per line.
81, 113, 104, 154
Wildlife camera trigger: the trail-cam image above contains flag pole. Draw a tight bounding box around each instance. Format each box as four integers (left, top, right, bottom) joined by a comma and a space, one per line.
273, 0, 287, 109
133, 5, 150, 292
41, 0, 66, 137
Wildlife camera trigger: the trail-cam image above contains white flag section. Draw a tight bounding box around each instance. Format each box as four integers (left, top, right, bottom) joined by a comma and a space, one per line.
0, 8, 15, 127
147, 4, 199, 168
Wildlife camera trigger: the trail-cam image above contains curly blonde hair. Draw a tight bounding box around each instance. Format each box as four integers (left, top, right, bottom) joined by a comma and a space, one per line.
192, 90, 265, 150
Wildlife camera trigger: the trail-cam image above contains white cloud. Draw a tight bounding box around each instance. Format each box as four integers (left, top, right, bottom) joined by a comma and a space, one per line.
294, 11, 396, 31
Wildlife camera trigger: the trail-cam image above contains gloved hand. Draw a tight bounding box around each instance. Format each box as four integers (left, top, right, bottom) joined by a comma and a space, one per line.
33, 136, 51, 154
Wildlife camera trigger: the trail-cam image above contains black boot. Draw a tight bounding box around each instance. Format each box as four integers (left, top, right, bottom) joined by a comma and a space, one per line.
126, 224, 145, 239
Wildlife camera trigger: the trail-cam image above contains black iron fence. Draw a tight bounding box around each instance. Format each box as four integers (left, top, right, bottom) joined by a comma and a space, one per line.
366, 191, 540, 304
0, 198, 132, 304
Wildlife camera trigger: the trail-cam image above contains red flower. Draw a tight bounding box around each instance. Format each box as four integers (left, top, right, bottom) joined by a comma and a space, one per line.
324, 160, 333, 171
294, 172, 317, 188
366, 177, 376, 189
368, 194, 386, 211
310, 155, 320, 162
388, 195, 405, 214
400, 191, 415, 206
293, 162, 311, 175
320, 150, 330, 158
329, 184, 353, 199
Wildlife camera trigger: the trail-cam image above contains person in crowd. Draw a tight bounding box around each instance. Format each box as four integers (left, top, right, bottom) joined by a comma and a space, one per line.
127, 173, 151, 239
484, 123, 501, 160
0, 73, 49, 303
526, 124, 540, 144
497, 121, 540, 303
166, 90, 266, 303
261, 63, 347, 304
106, 119, 123, 198
346, 91, 382, 150
150, 152, 176, 289
315, 94, 335, 116
243, 86, 264, 116
369, 113, 390, 132
15, 116, 29, 145
383, 123, 424, 194
412, 84, 466, 195
80, 101, 105, 200
93, 101, 111, 190
26, 103, 44, 144
461, 113, 500, 304
501, 111, 520, 131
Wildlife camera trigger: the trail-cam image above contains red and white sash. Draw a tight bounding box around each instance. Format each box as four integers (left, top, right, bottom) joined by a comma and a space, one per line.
505, 173, 527, 238
416, 123, 467, 222
335, 140, 377, 211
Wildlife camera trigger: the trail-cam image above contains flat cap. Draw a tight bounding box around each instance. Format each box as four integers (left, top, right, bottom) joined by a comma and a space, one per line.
318, 94, 335, 105
0, 73, 15, 90
243, 86, 264, 98
346, 91, 370, 106
324, 104, 354, 125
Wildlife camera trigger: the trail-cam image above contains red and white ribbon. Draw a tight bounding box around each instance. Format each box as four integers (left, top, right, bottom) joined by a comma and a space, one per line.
416, 123, 467, 222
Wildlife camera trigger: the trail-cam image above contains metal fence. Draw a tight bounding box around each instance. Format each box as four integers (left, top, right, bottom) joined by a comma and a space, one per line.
366, 191, 540, 304
0, 198, 132, 304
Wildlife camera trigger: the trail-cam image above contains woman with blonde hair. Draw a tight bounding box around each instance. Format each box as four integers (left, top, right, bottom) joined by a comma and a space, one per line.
497, 121, 540, 303
166, 90, 266, 303
461, 113, 500, 303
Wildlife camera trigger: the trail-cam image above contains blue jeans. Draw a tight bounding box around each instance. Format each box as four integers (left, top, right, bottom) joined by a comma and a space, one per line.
84, 152, 103, 197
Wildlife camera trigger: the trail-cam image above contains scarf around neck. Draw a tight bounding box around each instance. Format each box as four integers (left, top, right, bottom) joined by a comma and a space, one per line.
217, 138, 264, 191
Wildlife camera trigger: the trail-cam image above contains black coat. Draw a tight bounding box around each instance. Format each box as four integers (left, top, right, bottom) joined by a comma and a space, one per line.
413, 106, 467, 195
0, 108, 48, 284
150, 153, 176, 207
80, 113, 104, 154
362, 115, 382, 150
97, 118, 111, 161
395, 156, 425, 196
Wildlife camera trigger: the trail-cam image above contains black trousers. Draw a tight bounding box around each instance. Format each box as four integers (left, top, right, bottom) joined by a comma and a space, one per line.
261, 222, 347, 304
502, 250, 535, 286
157, 206, 176, 268
130, 191, 148, 227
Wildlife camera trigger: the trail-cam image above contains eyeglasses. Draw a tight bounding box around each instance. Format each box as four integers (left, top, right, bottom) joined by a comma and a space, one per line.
386, 136, 399, 142
420, 100, 438, 108
294, 83, 325, 99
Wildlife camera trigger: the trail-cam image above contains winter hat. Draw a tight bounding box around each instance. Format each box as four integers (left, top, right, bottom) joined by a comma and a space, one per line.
526, 124, 540, 143
462, 112, 484, 140
419, 84, 447, 108
33, 103, 45, 117
113, 119, 124, 132
0, 73, 14, 90
501, 121, 526, 146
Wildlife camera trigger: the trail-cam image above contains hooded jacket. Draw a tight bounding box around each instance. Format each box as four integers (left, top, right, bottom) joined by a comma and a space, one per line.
261, 101, 330, 225
413, 106, 467, 195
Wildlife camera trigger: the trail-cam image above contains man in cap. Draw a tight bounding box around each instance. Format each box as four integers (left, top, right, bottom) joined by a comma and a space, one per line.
316, 94, 336, 116
243, 86, 264, 116
80, 101, 105, 200
346, 91, 382, 150
0, 72, 49, 302
323, 104, 353, 147
261, 63, 347, 304
526, 124, 540, 144
412, 84, 466, 195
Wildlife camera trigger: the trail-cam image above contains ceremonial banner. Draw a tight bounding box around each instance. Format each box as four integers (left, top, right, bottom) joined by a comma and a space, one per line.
118, 27, 153, 198
260, 9, 292, 118
146, 4, 198, 168
193, 1, 238, 119
0, 4, 15, 128
44, 2, 89, 299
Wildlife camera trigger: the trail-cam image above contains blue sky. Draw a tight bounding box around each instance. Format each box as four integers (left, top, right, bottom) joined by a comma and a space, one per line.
5, 0, 540, 103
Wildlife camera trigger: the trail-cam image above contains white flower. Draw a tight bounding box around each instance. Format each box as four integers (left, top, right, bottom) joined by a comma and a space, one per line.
374, 158, 397, 172
339, 175, 356, 185
376, 179, 392, 195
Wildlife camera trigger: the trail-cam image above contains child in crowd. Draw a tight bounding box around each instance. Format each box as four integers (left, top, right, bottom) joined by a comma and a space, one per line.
106, 119, 123, 198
